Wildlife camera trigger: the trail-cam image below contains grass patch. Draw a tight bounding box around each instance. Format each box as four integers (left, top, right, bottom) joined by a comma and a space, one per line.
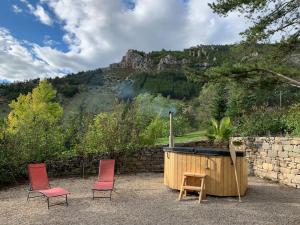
155, 130, 207, 145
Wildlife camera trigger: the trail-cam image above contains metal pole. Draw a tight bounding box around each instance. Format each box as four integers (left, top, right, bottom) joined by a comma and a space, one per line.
169, 111, 174, 148
279, 91, 282, 108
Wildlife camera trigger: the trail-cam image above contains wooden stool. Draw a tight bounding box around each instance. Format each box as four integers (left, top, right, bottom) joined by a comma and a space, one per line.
178, 172, 206, 203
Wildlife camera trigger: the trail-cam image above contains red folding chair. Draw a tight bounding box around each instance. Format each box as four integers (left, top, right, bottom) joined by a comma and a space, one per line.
27, 163, 70, 209
92, 159, 115, 200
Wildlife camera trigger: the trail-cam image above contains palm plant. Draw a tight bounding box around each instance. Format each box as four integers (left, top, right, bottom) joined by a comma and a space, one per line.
206, 117, 232, 142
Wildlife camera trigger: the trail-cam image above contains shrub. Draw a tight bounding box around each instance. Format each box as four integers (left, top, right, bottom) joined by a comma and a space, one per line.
236, 107, 286, 136
206, 117, 232, 142
285, 104, 300, 136
76, 112, 119, 155
0, 125, 31, 185
161, 115, 191, 137
76, 102, 160, 157
134, 93, 192, 136
141, 116, 164, 145
59, 85, 79, 97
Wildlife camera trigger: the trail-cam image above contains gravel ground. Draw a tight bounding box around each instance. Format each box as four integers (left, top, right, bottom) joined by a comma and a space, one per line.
0, 174, 299, 225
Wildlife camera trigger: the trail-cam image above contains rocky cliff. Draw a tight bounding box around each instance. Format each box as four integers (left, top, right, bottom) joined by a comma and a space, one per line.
109, 49, 154, 71
109, 49, 192, 71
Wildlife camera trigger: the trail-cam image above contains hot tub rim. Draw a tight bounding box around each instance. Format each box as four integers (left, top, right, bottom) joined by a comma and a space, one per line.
163, 147, 245, 157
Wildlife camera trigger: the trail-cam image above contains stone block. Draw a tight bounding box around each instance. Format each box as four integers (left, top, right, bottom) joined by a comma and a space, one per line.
283, 145, 294, 151
278, 151, 289, 158
279, 161, 287, 167
265, 158, 272, 163
272, 144, 282, 151
256, 159, 264, 165
280, 141, 291, 145
254, 164, 262, 169
280, 167, 291, 174
260, 151, 268, 157
294, 157, 300, 164
262, 163, 273, 170
292, 145, 300, 153
290, 139, 300, 145
283, 157, 292, 162
267, 150, 277, 157
291, 169, 300, 175
293, 175, 300, 184
287, 183, 298, 188
262, 142, 270, 150
288, 163, 297, 169
267, 171, 278, 180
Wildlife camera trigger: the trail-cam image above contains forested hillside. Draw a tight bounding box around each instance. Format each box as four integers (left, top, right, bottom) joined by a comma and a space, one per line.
1, 43, 299, 132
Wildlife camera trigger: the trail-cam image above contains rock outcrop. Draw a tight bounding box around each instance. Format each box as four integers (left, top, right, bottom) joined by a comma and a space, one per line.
109, 49, 154, 71
157, 55, 190, 71
109, 49, 191, 71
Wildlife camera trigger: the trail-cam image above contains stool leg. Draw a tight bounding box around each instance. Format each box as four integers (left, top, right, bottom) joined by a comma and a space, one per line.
178, 176, 186, 201
202, 182, 206, 200
199, 177, 205, 203
183, 176, 187, 197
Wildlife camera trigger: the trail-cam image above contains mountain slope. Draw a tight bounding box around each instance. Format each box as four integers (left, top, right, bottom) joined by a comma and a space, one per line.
1, 44, 299, 119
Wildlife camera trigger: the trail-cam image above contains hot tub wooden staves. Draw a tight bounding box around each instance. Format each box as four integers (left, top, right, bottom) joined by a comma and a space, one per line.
163, 148, 248, 197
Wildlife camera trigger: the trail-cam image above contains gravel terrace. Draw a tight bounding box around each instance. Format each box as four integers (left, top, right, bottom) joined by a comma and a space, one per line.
0, 174, 299, 225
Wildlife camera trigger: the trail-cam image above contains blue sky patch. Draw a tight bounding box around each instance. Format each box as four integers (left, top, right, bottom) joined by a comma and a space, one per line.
0, 0, 68, 52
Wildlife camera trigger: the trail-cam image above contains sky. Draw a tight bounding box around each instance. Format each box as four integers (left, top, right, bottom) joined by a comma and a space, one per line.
0, 0, 249, 81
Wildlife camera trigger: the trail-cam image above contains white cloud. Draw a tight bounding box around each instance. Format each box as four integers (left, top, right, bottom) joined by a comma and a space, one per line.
0, 28, 64, 81
32, 5, 53, 26
43, 35, 60, 46
2, 0, 249, 81
184, 0, 247, 46
21, 0, 53, 26
12, 5, 23, 13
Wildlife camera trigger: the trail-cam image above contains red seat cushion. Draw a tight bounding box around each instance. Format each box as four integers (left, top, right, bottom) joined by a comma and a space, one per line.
39, 187, 69, 197
93, 181, 113, 190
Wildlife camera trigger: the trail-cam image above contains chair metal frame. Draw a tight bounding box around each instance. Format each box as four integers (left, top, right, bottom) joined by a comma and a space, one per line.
92, 160, 115, 200
27, 163, 69, 209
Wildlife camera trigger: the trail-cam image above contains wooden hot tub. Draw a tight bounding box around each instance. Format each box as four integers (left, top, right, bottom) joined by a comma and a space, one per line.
163, 147, 248, 197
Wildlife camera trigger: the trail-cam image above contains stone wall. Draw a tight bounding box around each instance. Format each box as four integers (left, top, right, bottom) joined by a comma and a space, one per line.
46, 147, 165, 177
230, 137, 300, 188
46, 140, 226, 178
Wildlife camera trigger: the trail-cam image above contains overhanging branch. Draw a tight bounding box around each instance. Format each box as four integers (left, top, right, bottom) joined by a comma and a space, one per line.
256, 68, 300, 86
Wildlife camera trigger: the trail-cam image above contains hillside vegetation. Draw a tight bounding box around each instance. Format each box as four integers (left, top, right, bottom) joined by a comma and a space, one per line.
1, 44, 299, 119
1, 43, 300, 186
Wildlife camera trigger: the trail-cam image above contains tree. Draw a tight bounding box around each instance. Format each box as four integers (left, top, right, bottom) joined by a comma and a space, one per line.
209, 0, 300, 85
8, 80, 63, 133
7, 80, 64, 161
209, 0, 299, 46
76, 112, 119, 155
198, 82, 227, 126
